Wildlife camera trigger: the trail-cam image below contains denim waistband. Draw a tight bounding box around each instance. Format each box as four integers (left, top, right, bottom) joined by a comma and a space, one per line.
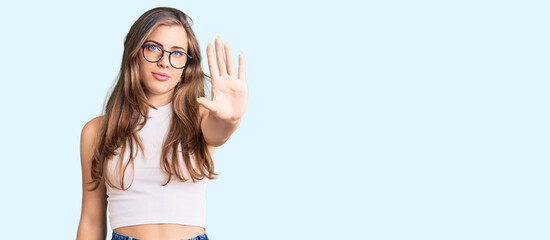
111, 231, 209, 240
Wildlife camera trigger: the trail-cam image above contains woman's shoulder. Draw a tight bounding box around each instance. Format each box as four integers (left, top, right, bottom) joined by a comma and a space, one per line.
81, 116, 104, 141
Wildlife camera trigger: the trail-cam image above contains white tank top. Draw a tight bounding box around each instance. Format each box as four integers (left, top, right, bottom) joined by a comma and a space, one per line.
105, 102, 208, 230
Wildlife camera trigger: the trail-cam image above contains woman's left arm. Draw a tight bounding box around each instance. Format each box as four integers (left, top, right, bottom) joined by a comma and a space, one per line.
198, 37, 248, 147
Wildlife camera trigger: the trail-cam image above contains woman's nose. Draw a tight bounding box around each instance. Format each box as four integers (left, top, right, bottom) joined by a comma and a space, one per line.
157, 51, 170, 68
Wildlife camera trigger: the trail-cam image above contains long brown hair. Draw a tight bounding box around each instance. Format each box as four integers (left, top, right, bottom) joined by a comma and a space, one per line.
88, 7, 217, 191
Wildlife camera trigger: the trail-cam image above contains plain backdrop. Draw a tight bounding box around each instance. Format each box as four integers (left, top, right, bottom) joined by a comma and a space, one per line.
0, 0, 548, 239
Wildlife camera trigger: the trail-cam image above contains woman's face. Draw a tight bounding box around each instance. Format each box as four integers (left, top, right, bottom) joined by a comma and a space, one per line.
138, 24, 189, 106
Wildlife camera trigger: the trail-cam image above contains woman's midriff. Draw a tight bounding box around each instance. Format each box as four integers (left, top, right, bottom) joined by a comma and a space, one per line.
114, 224, 205, 240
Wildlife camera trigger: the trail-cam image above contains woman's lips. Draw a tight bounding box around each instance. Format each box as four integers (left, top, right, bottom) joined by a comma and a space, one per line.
152, 72, 170, 81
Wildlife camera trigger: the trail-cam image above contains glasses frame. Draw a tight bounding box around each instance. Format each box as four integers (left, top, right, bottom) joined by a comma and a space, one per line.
141, 44, 192, 69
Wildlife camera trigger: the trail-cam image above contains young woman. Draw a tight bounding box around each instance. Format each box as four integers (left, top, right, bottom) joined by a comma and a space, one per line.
76, 7, 247, 240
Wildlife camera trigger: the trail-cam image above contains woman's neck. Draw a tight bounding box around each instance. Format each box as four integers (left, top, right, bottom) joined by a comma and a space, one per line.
145, 92, 173, 108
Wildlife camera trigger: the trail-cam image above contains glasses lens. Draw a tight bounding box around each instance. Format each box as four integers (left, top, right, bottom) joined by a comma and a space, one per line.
143, 45, 163, 62
170, 51, 189, 69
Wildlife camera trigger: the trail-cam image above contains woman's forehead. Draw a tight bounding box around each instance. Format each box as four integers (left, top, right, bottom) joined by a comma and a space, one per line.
146, 25, 188, 49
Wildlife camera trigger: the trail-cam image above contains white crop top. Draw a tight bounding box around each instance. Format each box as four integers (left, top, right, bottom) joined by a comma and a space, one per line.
105, 102, 208, 230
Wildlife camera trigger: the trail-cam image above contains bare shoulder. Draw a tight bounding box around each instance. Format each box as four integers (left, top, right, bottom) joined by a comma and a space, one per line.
80, 116, 104, 166
80, 116, 104, 170
82, 116, 104, 137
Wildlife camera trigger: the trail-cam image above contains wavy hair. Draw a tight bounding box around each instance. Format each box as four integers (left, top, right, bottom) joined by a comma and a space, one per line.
88, 7, 217, 191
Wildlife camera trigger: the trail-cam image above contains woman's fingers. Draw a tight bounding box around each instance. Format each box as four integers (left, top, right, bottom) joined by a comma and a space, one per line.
206, 43, 219, 77
208, 37, 243, 83
238, 52, 246, 82
224, 42, 236, 76
215, 37, 228, 76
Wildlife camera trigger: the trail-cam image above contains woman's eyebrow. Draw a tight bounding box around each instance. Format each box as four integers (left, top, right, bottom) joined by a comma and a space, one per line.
144, 40, 187, 51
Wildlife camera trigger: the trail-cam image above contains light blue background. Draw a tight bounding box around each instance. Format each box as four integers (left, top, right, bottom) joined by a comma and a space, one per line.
0, 0, 548, 239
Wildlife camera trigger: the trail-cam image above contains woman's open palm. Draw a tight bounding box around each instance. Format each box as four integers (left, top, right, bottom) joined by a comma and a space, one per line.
197, 37, 248, 122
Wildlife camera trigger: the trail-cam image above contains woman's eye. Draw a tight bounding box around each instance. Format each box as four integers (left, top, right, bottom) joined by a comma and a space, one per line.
147, 45, 159, 51
172, 51, 183, 57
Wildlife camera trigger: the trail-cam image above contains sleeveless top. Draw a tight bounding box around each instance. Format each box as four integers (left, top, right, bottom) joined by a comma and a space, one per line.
105, 102, 208, 230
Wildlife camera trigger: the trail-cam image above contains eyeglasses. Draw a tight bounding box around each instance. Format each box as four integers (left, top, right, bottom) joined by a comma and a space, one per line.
141, 44, 192, 69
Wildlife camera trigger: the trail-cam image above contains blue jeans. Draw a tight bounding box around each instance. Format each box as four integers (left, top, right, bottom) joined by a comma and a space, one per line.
111, 231, 209, 240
